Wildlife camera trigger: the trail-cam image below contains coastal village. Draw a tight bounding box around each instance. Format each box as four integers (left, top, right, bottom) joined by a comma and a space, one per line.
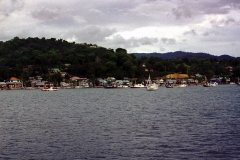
0, 66, 235, 90
1, 37, 239, 90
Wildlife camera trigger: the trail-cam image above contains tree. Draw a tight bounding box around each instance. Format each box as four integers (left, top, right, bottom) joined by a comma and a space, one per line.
154, 62, 164, 72
105, 61, 117, 75
205, 70, 214, 80
233, 66, 240, 77
176, 63, 190, 74
116, 48, 127, 54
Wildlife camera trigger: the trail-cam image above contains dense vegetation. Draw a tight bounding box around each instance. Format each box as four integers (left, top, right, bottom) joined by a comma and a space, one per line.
1, 37, 240, 85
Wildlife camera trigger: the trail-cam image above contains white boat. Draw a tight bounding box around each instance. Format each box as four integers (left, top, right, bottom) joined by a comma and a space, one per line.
146, 75, 158, 91
119, 85, 129, 88
130, 84, 145, 88
178, 84, 187, 87
210, 82, 218, 86
41, 86, 58, 91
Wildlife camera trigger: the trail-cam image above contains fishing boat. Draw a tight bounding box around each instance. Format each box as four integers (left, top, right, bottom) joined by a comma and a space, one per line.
146, 75, 158, 91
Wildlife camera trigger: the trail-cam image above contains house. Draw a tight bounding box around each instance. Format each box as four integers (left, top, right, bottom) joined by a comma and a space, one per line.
195, 73, 202, 78
166, 73, 189, 79
225, 66, 233, 72
0, 82, 7, 89
97, 78, 107, 86
69, 76, 88, 87
106, 77, 116, 82
122, 77, 130, 85
49, 68, 61, 73
60, 72, 68, 78
31, 80, 46, 88
64, 64, 71, 67
6, 77, 22, 89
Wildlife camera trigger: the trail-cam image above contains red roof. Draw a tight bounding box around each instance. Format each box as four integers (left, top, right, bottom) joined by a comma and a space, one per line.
10, 77, 19, 80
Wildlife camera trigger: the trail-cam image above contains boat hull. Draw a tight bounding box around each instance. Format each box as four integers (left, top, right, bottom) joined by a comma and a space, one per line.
130, 84, 146, 88
103, 86, 120, 89
41, 87, 58, 91
178, 84, 187, 87
165, 84, 173, 88
146, 84, 158, 91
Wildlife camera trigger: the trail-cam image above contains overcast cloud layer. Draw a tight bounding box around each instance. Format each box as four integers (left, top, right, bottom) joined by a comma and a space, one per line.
1, 0, 240, 57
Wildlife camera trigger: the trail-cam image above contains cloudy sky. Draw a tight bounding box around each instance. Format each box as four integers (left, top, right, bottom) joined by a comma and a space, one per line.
1, 0, 240, 57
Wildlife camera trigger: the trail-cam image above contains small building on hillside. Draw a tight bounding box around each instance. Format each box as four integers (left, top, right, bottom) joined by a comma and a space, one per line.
49, 68, 61, 73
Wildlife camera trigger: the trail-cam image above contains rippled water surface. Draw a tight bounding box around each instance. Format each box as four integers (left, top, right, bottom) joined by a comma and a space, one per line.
1, 85, 240, 159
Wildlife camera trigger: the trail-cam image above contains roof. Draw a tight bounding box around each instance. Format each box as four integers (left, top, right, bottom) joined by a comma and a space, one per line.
166, 73, 188, 79
35, 82, 46, 86
70, 76, 87, 81
10, 77, 19, 80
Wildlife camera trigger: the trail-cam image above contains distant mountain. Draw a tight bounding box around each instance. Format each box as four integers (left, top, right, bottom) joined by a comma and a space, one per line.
131, 51, 235, 60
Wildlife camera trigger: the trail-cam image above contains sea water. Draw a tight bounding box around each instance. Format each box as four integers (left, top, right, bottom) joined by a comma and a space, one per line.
0, 85, 240, 159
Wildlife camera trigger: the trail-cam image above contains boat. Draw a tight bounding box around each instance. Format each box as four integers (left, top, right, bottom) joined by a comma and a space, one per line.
165, 83, 174, 88
203, 83, 211, 87
210, 82, 218, 86
146, 75, 158, 91
130, 84, 145, 88
118, 85, 129, 88
41, 86, 58, 91
103, 83, 120, 89
203, 76, 211, 87
177, 84, 187, 87
130, 78, 145, 88
103, 86, 118, 89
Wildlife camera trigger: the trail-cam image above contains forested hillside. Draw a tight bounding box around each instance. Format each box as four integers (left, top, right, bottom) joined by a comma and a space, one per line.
132, 51, 236, 60
0, 37, 240, 84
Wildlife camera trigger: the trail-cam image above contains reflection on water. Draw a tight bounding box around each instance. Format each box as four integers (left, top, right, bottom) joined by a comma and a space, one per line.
0, 85, 240, 159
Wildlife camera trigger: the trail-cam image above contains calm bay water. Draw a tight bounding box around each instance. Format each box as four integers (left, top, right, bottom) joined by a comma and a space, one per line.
0, 85, 240, 159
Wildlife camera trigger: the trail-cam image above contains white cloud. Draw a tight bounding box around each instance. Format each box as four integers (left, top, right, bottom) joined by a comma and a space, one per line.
0, 0, 240, 57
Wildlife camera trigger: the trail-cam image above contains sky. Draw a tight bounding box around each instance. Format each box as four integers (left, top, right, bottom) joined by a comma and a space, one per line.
0, 0, 240, 57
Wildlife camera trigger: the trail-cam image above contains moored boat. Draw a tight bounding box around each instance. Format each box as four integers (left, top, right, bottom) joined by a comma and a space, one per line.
41, 86, 58, 91
130, 84, 145, 88
177, 84, 187, 87
165, 83, 174, 88
146, 75, 158, 91
103, 83, 120, 89
210, 82, 218, 86
103, 86, 119, 89
203, 82, 211, 87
